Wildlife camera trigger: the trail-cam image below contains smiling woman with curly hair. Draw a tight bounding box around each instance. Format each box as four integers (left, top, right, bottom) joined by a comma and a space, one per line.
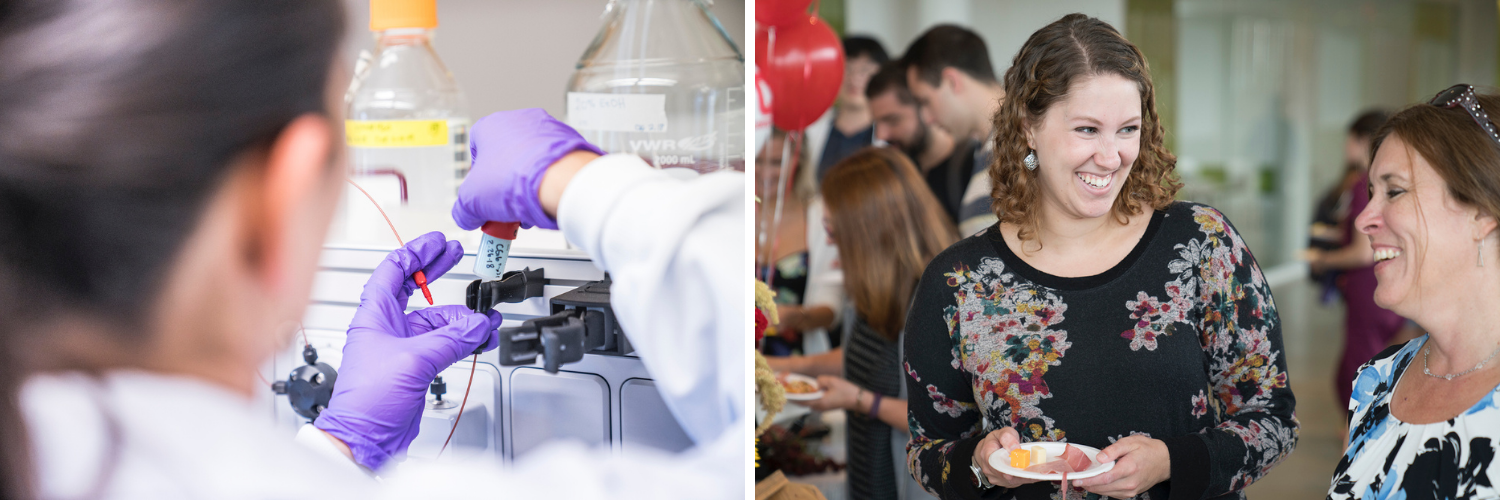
902, 13, 1298, 500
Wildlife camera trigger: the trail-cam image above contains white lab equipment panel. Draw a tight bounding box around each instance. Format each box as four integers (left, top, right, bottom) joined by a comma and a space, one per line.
408, 360, 501, 460
620, 378, 695, 454
268, 245, 693, 465
508, 368, 609, 459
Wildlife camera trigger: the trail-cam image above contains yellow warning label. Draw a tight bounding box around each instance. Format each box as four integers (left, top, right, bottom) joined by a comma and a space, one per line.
345, 120, 449, 147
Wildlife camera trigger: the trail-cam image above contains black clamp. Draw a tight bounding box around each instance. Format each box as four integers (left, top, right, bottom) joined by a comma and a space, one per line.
549, 278, 629, 356
493, 278, 629, 374
271, 344, 339, 420
495, 310, 598, 373
466, 267, 546, 312
466, 267, 546, 353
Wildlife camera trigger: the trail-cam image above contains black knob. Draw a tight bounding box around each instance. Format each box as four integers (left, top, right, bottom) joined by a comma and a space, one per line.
430, 376, 447, 401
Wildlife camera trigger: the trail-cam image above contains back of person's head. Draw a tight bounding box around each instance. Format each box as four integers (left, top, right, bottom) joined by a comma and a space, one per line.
844, 35, 890, 64
820, 147, 957, 341
865, 61, 916, 105
0, 0, 345, 496
1350, 109, 1390, 141
1373, 91, 1500, 234
903, 24, 997, 87
991, 13, 1179, 242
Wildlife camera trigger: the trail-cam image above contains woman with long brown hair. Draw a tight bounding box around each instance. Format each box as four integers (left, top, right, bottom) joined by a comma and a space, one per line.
772, 146, 957, 500
903, 14, 1297, 499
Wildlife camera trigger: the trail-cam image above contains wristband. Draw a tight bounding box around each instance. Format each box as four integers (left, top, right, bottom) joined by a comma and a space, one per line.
869, 392, 883, 415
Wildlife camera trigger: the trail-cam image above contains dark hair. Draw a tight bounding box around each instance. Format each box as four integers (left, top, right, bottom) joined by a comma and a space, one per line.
1350, 109, 1391, 140
991, 14, 1180, 243
843, 35, 889, 65
1372, 92, 1500, 234
821, 148, 957, 342
0, 0, 345, 497
865, 61, 915, 105
902, 24, 997, 87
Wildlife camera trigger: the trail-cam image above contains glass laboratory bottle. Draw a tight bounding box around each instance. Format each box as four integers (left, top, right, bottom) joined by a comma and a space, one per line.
336, 0, 470, 247
566, 0, 746, 174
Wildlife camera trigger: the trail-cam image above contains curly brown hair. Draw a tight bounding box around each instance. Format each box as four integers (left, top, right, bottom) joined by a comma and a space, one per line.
991, 13, 1181, 243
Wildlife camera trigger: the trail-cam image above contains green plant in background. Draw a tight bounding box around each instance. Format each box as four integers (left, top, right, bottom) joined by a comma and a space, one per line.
1258, 166, 1279, 195
1127, 0, 1176, 153
1198, 164, 1228, 189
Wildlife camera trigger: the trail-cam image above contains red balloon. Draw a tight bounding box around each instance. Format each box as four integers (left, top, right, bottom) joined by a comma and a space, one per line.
756, 0, 813, 28
758, 16, 844, 131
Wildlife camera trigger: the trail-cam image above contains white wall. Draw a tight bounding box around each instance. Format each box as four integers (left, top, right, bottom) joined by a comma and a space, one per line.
341, 0, 745, 121
844, 0, 1126, 74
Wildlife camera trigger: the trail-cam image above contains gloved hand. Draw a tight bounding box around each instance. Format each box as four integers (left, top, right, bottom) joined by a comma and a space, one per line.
452, 108, 604, 231
314, 232, 502, 470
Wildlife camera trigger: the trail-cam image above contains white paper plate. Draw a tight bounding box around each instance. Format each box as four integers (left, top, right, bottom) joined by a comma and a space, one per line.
780, 373, 824, 401
987, 442, 1116, 481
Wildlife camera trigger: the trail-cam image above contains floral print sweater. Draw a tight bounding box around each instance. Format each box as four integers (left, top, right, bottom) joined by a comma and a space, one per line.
903, 202, 1298, 500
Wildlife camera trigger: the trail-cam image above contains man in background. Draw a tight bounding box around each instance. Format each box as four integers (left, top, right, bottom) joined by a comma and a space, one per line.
903, 24, 1004, 236
865, 61, 976, 227
815, 36, 889, 180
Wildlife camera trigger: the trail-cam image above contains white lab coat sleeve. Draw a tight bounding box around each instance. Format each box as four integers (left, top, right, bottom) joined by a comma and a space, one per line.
800, 197, 844, 354
294, 424, 369, 477
556, 153, 745, 447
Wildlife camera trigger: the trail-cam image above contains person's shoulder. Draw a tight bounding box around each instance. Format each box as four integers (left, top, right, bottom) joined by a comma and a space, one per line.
1362, 337, 1423, 375
919, 225, 1000, 283
933, 225, 999, 262
1157, 201, 1245, 239
1350, 337, 1424, 411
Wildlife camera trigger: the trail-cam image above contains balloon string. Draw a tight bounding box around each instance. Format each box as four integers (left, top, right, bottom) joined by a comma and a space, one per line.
756, 24, 779, 286
763, 130, 802, 289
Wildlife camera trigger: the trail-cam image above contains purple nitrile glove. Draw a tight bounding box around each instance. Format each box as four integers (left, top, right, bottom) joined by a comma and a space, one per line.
313, 231, 503, 471
453, 108, 605, 231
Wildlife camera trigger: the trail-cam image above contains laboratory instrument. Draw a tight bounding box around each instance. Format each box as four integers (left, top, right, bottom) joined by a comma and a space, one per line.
274, 246, 696, 462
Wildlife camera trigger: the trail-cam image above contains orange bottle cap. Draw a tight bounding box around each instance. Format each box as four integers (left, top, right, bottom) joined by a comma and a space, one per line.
481, 221, 520, 240
370, 0, 437, 31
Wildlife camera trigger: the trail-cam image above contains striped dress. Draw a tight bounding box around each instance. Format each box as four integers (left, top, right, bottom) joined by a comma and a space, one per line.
843, 305, 930, 500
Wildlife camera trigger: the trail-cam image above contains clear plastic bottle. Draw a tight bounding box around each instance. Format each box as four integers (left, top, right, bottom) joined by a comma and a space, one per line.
566, 0, 745, 174
335, 0, 470, 247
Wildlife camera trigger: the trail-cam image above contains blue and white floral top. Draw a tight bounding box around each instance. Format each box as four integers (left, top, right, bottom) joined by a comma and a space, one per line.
1329, 336, 1500, 499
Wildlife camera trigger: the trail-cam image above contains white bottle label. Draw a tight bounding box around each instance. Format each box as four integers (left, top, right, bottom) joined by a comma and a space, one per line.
567, 92, 668, 133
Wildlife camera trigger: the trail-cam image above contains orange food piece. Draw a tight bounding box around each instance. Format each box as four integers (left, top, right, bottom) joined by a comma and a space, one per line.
1009, 448, 1030, 469
782, 380, 817, 394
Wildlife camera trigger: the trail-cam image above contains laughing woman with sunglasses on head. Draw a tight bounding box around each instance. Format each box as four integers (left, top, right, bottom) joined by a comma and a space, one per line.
1329, 85, 1500, 499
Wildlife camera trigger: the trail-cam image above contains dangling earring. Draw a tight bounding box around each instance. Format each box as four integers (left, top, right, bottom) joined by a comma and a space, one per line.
1481, 239, 1486, 267
1024, 150, 1038, 171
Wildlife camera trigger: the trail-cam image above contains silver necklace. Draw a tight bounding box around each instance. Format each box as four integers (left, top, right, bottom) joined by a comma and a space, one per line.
1424, 343, 1500, 380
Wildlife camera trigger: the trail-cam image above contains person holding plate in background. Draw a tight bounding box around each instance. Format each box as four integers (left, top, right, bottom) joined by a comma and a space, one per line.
902, 14, 1298, 500
770, 147, 958, 500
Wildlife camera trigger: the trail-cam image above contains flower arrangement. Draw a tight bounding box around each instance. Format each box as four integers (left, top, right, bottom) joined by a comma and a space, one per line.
755, 279, 785, 436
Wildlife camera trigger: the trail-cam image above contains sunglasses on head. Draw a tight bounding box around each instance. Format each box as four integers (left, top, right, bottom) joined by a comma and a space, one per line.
1430, 84, 1500, 149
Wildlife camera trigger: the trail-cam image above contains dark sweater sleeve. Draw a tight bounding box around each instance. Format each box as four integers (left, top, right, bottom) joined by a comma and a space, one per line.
903, 255, 999, 500
1183, 207, 1299, 499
